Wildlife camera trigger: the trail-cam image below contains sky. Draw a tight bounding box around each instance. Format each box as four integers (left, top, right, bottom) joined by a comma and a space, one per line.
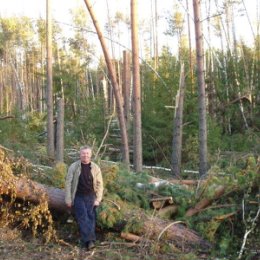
0, 0, 258, 58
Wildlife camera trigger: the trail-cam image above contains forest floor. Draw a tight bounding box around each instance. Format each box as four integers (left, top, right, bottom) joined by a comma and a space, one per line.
0, 225, 194, 260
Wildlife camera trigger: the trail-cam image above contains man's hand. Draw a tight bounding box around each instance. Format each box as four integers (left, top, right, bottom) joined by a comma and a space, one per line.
94, 200, 100, 207
66, 202, 72, 208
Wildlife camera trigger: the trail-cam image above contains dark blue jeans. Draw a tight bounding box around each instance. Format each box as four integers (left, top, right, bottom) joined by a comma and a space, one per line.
73, 194, 96, 244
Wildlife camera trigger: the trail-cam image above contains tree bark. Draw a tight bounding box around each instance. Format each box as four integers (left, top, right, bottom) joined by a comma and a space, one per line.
131, 0, 143, 172
193, 0, 207, 177
83, 0, 130, 166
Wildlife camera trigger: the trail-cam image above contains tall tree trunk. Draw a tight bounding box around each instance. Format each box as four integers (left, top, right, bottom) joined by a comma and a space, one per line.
186, 0, 194, 89
46, 0, 55, 159
105, 0, 115, 113
40, 43, 45, 113
55, 98, 64, 162
122, 50, 131, 130
231, 4, 249, 130
193, 0, 207, 177
153, 0, 158, 69
55, 47, 65, 163
101, 76, 108, 111
215, 6, 232, 134
172, 63, 185, 177
0, 70, 3, 113
131, 0, 143, 172
10, 58, 24, 111
83, 0, 130, 166
205, 0, 216, 118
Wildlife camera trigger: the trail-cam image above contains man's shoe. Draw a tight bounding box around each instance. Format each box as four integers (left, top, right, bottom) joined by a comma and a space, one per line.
78, 242, 88, 251
87, 241, 95, 250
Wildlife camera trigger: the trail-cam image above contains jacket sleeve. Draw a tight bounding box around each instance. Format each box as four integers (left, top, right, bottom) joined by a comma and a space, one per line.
65, 164, 74, 205
95, 166, 104, 203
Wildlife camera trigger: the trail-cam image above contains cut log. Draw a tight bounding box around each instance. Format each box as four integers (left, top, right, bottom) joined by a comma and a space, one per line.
185, 186, 225, 217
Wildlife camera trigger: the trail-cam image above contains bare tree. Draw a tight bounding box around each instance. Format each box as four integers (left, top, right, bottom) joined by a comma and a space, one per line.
46, 0, 55, 159
83, 0, 130, 166
193, 0, 207, 177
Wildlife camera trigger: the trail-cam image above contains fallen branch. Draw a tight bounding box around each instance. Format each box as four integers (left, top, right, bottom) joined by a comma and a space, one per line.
185, 186, 225, 217
120, 232, 142, 242
95, 112, 115, 160
0, 145, 13, 152
200, 204, 236, 212
100, 241, 138, 247
0, 115, 15, 120
103, 198, 121, 210
238, 199, 260, 259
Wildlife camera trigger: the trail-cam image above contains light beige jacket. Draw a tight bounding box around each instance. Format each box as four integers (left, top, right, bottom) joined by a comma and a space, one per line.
65, 160, 103, 205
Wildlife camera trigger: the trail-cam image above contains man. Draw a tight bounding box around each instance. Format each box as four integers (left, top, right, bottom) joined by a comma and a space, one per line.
65, 145, 103, 250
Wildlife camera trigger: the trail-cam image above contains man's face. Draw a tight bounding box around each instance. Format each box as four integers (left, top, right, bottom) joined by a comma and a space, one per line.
80, 148, 92, 164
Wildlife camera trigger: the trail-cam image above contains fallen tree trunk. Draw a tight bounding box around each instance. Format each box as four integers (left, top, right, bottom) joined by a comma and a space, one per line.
0, 175, 211, 252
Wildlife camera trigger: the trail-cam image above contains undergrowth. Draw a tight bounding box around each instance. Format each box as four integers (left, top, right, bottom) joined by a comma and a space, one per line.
0, 148, 259, 259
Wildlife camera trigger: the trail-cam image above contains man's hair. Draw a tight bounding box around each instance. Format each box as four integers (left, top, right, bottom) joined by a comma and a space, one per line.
80, 145, 92, 152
